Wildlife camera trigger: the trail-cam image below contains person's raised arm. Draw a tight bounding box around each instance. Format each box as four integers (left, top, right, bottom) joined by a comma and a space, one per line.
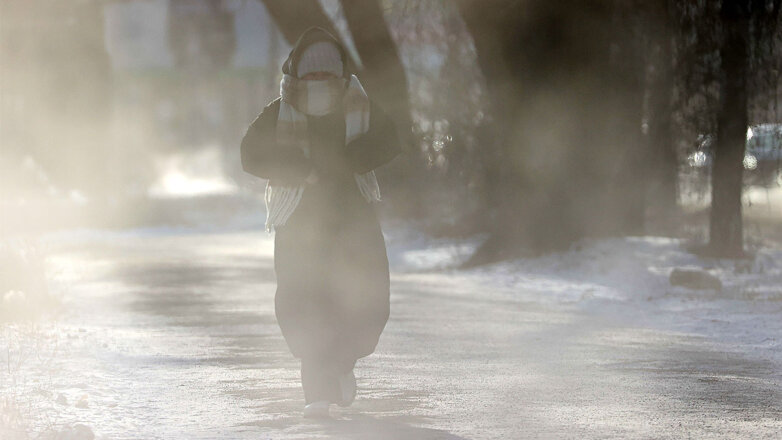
240, 98, 312, 185
345, 100, 402, 174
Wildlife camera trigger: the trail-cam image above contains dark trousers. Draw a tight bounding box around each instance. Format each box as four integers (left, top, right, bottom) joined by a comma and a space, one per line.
301, 356, 356, 404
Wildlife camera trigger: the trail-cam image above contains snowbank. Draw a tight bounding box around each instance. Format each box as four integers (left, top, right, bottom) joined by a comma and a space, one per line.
389, 233, 782, 366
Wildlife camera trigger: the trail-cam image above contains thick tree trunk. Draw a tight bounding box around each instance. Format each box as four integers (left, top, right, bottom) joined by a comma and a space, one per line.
709, 0, 750, 257
747, 0, 782, 122
339, 0, 423, 217
610, 0, 648, 235
258, 0, 349, 63
457, 1, 527, 264
460, 0, 646, 264
646, 0, 679, 225
339, 0, 412, 143
457, 2, 517, 223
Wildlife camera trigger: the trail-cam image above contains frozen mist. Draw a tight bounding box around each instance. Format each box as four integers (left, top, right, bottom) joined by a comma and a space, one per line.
2, 227, 781, 439
3, 1, 781, 438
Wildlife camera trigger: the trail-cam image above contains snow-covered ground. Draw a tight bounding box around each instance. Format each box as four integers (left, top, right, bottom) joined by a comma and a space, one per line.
1, 225, 781, 439
390, 229, 782, 362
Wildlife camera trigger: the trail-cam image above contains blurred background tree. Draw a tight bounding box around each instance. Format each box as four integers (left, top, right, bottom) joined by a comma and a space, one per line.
1, 0, 780, 260
1, 0, 112, 199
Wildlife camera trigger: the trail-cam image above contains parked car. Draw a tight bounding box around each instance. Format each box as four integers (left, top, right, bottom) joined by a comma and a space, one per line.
687, 124, 782, 187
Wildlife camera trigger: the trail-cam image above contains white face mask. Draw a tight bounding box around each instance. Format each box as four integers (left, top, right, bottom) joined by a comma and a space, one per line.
281, 74, 346, 116
304, 78, 345, 115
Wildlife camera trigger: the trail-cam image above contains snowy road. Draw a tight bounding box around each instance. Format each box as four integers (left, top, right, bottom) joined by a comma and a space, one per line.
6, 229, 782, 439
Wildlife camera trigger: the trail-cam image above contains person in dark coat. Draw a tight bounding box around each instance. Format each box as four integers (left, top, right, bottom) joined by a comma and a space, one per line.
239, 27, 401, 418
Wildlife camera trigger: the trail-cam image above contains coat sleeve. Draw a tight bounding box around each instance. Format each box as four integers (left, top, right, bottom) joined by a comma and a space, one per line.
345, 100, 402, 174
240, 98, 312, 185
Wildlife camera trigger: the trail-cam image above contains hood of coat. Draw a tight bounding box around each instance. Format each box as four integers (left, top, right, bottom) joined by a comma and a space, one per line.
282, 27, 351, 80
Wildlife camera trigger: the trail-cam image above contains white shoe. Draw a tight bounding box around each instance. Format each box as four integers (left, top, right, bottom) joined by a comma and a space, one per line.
303, 400, 330, 418
337, 370, 356, 407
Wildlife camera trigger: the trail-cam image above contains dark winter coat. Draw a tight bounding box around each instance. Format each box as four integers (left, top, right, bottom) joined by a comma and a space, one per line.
240, 32, 401, 364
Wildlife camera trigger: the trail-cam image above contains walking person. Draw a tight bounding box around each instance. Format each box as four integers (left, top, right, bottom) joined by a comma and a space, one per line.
240, 27, 400, 418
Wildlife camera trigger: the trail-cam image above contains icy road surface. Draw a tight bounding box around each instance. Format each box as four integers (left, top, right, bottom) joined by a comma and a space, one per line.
4, 228, 782, 439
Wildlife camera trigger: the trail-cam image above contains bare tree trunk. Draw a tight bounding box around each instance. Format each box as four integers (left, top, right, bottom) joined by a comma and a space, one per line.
339, 0, 412, 142
709, 0, 750, 257
610, 0, 648, 235
258, 0, 345, 56
338, 0, 422, 217
747, 0, 782, 122
457, 1, 526, 263
646, 0, 679, 224
460, 0, 645, 264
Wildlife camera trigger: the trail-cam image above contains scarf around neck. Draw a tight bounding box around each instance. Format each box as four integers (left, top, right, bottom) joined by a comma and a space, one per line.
264, 74, 382, 232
